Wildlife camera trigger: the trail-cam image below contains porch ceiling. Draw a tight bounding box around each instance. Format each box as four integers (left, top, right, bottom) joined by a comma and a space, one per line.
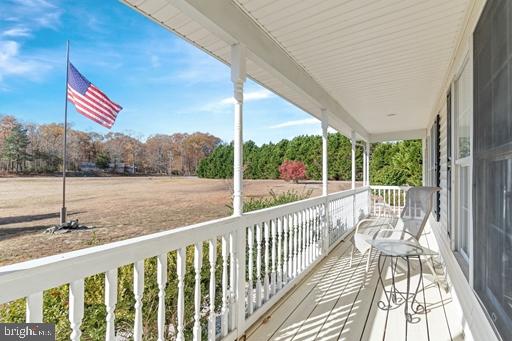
123, 0, 471, 141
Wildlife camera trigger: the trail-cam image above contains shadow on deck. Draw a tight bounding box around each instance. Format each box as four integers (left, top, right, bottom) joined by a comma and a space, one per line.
246, 219, 461, 341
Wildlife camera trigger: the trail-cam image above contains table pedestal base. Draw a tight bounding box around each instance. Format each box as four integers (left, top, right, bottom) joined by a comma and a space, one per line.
376, 254, 425, 322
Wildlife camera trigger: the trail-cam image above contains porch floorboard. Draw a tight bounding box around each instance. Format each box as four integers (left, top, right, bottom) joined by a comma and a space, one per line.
246, 217, 460, 341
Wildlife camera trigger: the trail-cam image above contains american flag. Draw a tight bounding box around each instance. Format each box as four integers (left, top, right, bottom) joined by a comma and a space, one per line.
67, 63, 122, 129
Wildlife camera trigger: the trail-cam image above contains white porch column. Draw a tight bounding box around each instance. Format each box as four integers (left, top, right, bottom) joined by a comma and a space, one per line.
366, 141, 370, 186
321, 109, 329, 254
231, 43, 247, 337
421, 137, 426, 185
322, 110, 328, 197
362, 143, 367, 187
231, 44, 246, 216
351, 131, 356, 189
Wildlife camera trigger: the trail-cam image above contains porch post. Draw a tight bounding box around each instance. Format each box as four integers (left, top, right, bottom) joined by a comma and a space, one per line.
421, 137, 426, 185
351, 130, 356, 189
366, 141, 370, 186
321, 109, 329, 254
231, 43, 247, 337
232, 44, 246, 217
362, 142, 367, 187
322, 110, 328, 197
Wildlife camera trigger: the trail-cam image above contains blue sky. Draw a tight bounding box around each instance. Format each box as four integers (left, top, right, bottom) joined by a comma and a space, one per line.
0, 0, 324, 145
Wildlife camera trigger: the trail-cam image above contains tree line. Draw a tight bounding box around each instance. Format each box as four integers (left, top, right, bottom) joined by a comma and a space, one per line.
0, 114, 422, 185
198, 133, 422, 186
0, 115, 221, 175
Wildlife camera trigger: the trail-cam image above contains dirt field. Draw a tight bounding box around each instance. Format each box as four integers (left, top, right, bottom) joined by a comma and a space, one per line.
0, 176, 356, 265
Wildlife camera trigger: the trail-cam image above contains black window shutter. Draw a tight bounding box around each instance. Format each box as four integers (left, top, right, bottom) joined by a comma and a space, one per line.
435, 114, 441, 221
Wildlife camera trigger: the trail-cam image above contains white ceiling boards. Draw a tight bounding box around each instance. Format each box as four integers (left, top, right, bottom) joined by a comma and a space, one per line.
124, 0, 471, 141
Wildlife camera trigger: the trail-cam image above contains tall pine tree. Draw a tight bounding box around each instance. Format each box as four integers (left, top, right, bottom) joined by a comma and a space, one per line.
2, 123, 30, 172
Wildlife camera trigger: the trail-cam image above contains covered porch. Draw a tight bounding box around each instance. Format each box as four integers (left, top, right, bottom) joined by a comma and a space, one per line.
0, 0, 504, 340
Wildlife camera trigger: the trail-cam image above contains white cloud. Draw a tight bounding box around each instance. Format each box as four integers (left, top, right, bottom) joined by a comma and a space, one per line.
0, 0, 63, 31
0, 0, 62, 88
269, 118, 319, 129
2, 27, 31, 37
199, 89, 275, 113
0, 40, 53, 84
219, 89, 274, 105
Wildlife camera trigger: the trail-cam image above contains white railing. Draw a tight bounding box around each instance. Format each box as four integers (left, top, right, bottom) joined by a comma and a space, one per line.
0, 186, 370, 341
370, 185, 408, 217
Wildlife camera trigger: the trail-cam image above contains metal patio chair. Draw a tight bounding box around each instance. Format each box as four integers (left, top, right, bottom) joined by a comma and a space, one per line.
350, 186, 442, 283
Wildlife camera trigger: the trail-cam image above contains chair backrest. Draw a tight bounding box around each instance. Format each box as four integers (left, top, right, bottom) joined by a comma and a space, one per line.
400, 186, 441, 240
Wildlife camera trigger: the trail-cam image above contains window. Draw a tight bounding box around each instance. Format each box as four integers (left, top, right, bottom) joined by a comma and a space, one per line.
473, 0, 512, 338
454, 56, 472, 264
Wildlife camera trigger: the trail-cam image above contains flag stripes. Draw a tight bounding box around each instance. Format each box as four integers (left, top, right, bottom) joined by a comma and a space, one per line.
67, 62, 122, 129
67, 87, 115, 128
67, 86, 116, 121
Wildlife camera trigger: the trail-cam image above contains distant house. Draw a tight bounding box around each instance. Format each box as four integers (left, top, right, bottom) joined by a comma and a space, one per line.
79, 162, 135, 174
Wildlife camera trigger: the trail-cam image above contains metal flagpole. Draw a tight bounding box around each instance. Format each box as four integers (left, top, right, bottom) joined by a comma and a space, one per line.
61, 40, 70, 224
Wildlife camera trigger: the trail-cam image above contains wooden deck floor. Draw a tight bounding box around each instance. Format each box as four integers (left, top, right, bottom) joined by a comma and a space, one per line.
246, 219, 463, 341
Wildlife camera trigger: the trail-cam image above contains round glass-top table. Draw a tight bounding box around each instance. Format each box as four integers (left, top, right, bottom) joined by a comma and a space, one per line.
367, 238, 438, 322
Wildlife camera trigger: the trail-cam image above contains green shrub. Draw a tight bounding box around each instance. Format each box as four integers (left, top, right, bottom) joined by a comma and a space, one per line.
235, 189, 313, 213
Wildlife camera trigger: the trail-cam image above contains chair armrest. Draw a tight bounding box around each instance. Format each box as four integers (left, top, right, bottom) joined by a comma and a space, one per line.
354, 219, 394, 235
371, 228, 416, 241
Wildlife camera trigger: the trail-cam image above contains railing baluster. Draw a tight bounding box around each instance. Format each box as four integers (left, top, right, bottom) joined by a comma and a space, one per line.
221, 235, 229, 336
310, 208, 314, 259
229, 232, 236, 330
384, 189, 388, 216
304, 209, 309, 266
375, 189, 378, 215
317, 205, 321, 257
328, 201, 331, 241
255, 224, 262, 308
378, 189, 382, 216
157, 255, 167, 341
393, 188, 397, 216
271, 218, 277, 296
334, 200, 337, 239
105, 269, 118, 341
282, 215, 289, 284
193, 243, 202, 341
301, 210, 306, 270
208, 239, 217, 340
69, 279, 84, 341
134, 260, 144, 341
293, 212, 299, 278
331, 200, 335, 242
263, 221, 270, 302
26, 292, 43, 323
288, 214, 294, 278
277, 217, 283, 290
177, 248, 186, 341
313, 207, 317, 260
247, 225, 254, 315
307, 208, 311, 261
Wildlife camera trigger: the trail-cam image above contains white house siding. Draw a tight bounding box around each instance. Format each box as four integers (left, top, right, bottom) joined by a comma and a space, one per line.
423, 1, 500, 340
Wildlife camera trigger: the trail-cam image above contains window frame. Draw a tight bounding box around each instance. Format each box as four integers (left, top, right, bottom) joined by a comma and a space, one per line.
452, 50, 474, 278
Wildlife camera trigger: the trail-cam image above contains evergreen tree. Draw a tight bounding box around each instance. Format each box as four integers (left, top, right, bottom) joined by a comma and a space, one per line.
95, 151, 111, 169
197, 133, 422, 186
2, 123, 30, 172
